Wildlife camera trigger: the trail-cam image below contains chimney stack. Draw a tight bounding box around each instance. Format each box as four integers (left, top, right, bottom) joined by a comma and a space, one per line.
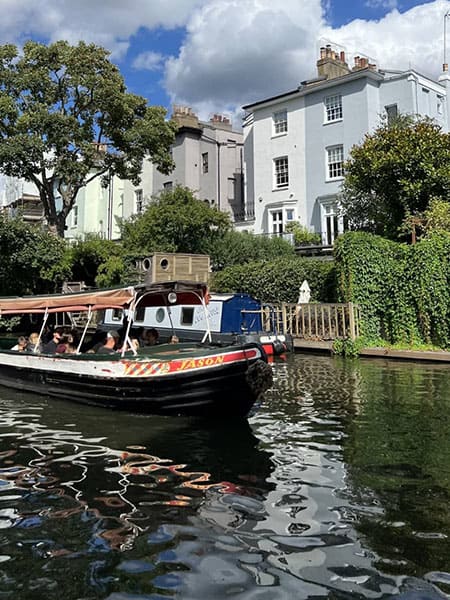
316, 42, 350, 80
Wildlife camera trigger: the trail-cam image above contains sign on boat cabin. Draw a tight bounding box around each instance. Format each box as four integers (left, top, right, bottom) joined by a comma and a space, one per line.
103, 293, 265, 344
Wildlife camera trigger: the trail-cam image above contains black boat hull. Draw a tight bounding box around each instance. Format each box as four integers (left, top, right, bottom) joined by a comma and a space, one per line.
0, 343, 272, 417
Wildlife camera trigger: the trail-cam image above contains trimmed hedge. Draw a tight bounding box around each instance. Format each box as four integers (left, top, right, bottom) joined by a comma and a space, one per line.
210, 257, 336, 303
334, 231, 450, 348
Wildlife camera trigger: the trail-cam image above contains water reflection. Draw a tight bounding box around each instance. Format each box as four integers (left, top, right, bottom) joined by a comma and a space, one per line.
1, 354, 450, 598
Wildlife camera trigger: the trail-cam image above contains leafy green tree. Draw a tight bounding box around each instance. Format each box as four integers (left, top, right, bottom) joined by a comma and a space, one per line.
0, 214, 69, 295
0, 40, 177, 237
208, 230, 295, 269
120, 185, 231, 255
341, 115, 450, 240
63, 235, 127, 287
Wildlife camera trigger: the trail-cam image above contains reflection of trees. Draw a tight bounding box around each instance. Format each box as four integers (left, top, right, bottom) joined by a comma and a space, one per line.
263, 355, 450, 591
340, 359, 450, 576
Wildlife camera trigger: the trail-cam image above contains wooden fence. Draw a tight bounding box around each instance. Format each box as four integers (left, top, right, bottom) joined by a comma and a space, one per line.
247, 302, 360, 341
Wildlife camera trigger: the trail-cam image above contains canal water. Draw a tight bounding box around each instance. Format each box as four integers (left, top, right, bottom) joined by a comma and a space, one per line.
1, 353, 450, 599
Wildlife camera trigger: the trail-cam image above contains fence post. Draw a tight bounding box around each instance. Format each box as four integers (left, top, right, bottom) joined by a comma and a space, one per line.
281, 303, 287, 334
348, 302, 356, 340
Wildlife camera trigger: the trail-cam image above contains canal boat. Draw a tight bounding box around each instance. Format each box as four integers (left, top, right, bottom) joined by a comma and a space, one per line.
0, 282, 273, 417
102, 291, 291, 356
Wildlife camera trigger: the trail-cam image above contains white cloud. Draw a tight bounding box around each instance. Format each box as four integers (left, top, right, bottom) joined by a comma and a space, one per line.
164, 0, 325, 118
1, 0, 449, 124
323, 0, 450, 79
132, 51, 165, 71
0, 0, 208, 57
163, 0, 450, 121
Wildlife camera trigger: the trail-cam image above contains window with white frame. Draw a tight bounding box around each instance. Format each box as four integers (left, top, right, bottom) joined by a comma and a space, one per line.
273, 110, 288, 135
163, 181, 173, 190
437, 95, 444, 116
324, 95, 342, 122
271, 210, 283, 235
135, 189, 143, 213
286, 209, 294, 222
326, 146, 344, 180
274, 156, 289, 188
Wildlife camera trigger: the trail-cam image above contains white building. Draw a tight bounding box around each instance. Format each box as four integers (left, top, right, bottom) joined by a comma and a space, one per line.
242, 44, 450, 244
153, 106, 244, 219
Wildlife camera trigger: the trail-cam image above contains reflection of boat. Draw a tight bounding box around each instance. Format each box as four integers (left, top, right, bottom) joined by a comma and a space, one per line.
0, 281, 273, 417
103, 291, 291, 356
0, 393, 275, 553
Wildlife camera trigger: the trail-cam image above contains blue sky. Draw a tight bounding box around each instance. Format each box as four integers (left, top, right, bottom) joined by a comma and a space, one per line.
0, 0, 448, 123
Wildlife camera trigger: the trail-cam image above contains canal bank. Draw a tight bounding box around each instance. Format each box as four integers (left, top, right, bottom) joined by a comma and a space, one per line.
293, 338, 450, 362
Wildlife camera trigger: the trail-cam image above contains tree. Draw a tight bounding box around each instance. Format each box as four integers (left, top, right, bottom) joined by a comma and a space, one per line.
120, 185, 231, 255
422, 197, 450, 235
0, 40, 177, 237
63, 235, 127, 287
208, 230, 295, 270
340, 115, 450, 240
0, 214, 69, 295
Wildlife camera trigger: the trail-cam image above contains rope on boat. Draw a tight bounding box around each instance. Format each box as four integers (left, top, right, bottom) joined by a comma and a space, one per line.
245, 359, 273, 397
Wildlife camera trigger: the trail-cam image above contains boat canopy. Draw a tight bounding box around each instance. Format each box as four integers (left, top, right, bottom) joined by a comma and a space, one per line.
0, 281, 208, 316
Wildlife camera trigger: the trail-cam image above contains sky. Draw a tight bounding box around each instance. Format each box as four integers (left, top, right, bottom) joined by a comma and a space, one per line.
0, 0, 449, 126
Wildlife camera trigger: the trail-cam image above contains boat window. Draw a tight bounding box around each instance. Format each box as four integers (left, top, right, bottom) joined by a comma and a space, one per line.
181, 307, 194, 325
111, 309, 123, 321
156, 307, 165, 323
160, 258, 169, 270
134, 306, 146, 322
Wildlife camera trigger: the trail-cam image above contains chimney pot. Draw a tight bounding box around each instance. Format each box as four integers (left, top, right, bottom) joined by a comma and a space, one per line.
340, 51, 345, 62
320, 46, 326, 59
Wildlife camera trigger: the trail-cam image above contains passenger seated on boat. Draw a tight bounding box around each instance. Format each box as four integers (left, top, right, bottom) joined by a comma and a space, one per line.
56, 332, 78, 354
142, 328, 159, 346
97, 330, 119, 354
85, 329, 107, 353
169, 335, 179, 344
11, 336, 28, 352
42, 327, 64, 354
26, 332, 42, 353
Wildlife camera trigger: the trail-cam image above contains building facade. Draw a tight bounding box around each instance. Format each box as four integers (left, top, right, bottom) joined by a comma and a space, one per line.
152, 106, 244, 220
242, 44, 450, 243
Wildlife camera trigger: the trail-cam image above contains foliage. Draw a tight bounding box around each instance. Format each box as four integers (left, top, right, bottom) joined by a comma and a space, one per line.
208, 230, 295, 270
334, 231, 450, 349
0, 214, 69, 296
210, 257, 336, 303
285, 221, 321, 246
0, 40, 177, 237
120, 185, 231, 255
63, 235, 127, 287
422, 198, 450, 235
341, 115, 450, 240
333, 337, 367, 358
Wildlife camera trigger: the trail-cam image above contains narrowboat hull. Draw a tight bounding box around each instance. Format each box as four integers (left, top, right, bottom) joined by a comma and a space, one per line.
0, 342, 272, 417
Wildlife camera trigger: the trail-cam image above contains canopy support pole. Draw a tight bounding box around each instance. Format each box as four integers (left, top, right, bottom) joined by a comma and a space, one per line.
35, 308, 49, 353
77, 307, 93, 354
